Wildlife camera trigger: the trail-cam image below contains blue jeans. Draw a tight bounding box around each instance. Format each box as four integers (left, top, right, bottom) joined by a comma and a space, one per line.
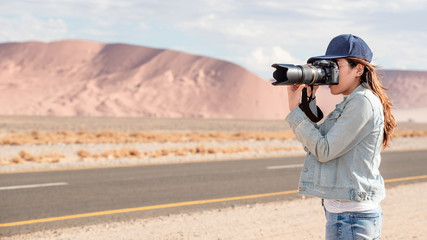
324, 205, 382, 240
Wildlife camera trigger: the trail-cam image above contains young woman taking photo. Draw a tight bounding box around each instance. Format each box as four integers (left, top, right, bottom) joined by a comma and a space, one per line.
285, 34, 396, 239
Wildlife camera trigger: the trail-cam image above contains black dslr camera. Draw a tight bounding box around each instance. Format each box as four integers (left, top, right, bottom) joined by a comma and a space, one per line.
271, 60, 339, 86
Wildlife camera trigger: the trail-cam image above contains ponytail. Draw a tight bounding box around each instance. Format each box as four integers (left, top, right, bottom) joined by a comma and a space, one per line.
346, 57, 396, 149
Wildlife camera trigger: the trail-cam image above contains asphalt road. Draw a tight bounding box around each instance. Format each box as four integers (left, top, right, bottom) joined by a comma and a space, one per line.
1, 150, 426, 236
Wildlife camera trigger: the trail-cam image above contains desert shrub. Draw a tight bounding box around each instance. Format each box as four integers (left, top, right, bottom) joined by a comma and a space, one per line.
120, 148, 142, 158
264, 146, 299, 152
6, 144, 302, 165
39, 153, 64, 163
19, 150, 36, 161
393, 130, 427, 138
7, 152, 64, 164
143, 145, 254, 159
0, 130, 297, 145
79, 148, 142, 160
2, 129, 427, 146
77, 150, 91, 158
11, 156, 23, 164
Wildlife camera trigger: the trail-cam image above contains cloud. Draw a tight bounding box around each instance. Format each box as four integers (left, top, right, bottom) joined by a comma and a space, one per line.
0, 0, 426, 78
239, 46, 304, 78
0, 15, 68, 42
367, 31, 427, 70
139, 22, 149, 31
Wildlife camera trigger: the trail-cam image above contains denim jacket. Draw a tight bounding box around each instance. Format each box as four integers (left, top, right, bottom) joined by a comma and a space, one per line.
285, 85, 385, 202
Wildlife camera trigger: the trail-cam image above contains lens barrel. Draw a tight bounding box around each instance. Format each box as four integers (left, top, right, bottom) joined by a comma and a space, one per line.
271, 64, 325, 85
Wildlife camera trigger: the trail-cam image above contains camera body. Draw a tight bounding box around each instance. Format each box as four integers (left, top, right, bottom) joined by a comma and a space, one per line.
271, 60, 339, 86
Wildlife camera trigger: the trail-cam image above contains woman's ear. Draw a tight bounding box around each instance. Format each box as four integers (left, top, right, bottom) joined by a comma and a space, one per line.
356, 64, 364, 77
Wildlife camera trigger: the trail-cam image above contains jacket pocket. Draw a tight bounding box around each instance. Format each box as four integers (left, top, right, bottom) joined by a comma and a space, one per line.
301, 153, 316, 183
321, 110, 342, 134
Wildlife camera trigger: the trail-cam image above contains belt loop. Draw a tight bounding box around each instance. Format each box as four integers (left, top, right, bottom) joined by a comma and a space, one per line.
321, 199, 324, 206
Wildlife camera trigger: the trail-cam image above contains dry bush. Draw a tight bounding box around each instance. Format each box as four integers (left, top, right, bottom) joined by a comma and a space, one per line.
7, 152, 65, 165
175, 149, 188, 156
0, 130, 296, 145
5, 145, 300, 165
393, 131, 427, 138
19, 150, 36, 162
265, 146, 300, 152
78, 148, 142, 160
143, 145, 253, 158
2, 129, 427, 146
77, 150, 91, 158
76, 145, 300, 162
100, 150, 121, 159
11, 156, 23, 164
119, 148, 142, 158
38, 153, 64, 163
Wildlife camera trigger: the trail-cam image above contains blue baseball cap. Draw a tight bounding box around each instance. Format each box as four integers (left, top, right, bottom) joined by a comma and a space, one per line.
307, 34, 373, 63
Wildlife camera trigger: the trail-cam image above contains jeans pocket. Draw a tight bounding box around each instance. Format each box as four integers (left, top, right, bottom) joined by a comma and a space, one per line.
352, 210, 381, 219
350, 208, 382, 240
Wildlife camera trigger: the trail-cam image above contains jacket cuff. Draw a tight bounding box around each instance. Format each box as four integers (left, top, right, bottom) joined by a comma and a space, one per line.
285, 107, 306, 130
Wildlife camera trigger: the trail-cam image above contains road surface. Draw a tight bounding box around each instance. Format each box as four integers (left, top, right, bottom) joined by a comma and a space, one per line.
1, 150, 426, 236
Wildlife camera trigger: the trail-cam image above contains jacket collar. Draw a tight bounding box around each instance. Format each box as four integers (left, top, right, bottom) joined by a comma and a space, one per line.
344, 84, 366, 101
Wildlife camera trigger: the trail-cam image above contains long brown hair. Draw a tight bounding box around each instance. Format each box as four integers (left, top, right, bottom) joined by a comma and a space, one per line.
346, 57, 396, 149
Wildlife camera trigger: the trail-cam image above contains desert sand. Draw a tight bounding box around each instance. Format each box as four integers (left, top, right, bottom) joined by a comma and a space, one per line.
0, 41, 289, 119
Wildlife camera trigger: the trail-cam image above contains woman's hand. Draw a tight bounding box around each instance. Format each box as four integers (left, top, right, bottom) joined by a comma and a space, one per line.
287, 84, 319, 111
287, 84, 305, 111
306, 85, 319, 97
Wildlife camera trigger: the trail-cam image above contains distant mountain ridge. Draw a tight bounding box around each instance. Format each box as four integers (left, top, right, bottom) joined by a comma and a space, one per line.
377, 69, 427, 109
0, 40, 426, 120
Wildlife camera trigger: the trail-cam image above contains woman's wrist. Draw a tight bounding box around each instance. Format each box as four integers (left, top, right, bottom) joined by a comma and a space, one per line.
289, 100, 301, 111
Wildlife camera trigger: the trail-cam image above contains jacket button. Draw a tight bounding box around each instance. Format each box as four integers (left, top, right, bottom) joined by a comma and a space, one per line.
303, 168, 308, 172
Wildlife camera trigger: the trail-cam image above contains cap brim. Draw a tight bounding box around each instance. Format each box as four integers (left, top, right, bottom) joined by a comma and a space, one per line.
306, 55, 347, 63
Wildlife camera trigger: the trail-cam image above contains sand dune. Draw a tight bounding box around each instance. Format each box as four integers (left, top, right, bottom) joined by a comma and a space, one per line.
0, 40, 287, 119
0, 40, 425, 121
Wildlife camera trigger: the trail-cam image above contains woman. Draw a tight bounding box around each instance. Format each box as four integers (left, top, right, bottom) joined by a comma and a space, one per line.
285, 34, 396, 239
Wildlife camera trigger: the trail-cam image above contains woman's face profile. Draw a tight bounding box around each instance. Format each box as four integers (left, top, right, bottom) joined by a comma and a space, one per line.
329, 58, 362, 95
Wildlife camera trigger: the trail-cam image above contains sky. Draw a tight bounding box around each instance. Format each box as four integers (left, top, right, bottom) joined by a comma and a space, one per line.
1, 0, 426, 79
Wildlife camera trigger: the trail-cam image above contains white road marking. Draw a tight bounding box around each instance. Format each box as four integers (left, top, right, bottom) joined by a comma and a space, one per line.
0, 182, 69, 191
266, 164, 304, 170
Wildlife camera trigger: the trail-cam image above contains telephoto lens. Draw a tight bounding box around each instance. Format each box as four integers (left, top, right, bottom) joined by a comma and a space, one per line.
271, 60, 339, 86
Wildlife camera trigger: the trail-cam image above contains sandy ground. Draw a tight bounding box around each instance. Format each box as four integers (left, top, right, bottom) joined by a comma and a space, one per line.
5, 182, 426, 240
1, 117, 427, 239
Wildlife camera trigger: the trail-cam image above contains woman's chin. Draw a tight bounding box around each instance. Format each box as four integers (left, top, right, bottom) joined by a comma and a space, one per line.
328, 86, 338, 95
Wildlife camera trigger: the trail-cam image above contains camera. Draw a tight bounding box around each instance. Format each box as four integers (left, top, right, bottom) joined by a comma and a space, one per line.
271, 60, 339, 86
